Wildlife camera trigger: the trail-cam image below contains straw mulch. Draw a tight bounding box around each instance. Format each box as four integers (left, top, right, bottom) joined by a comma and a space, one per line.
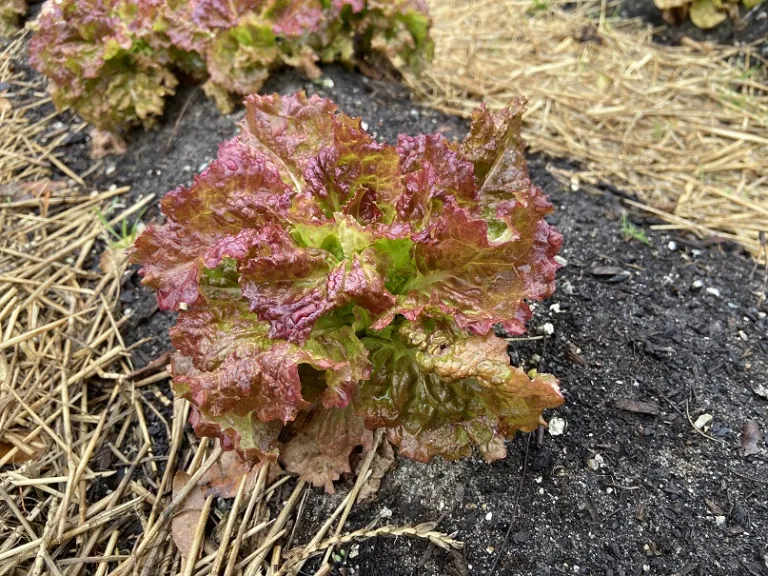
0, 32, 461, 576
408, 0, 768, 261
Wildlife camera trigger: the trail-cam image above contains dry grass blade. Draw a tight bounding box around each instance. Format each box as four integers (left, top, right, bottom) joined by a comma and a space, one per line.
406, 0, 768, 261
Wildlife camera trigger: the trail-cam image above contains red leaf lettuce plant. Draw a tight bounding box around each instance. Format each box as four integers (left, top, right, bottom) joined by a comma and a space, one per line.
133, 92, 564, 492
28, 0, 432, 133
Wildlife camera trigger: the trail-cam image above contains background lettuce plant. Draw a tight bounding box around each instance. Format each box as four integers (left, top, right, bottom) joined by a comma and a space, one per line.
654, 0, 765, 28
28, 0, 432, 133
133, 92, 564, 491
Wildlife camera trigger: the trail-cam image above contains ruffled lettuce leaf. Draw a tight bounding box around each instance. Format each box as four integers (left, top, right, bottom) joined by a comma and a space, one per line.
29, 0, 434, 132
134, 93, 563, 491
206, 14, 279, 95
29, 0, 176, 132
357, 321, 563, 462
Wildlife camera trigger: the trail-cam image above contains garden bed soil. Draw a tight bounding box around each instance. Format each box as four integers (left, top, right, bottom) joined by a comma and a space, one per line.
15, 36, 768, 576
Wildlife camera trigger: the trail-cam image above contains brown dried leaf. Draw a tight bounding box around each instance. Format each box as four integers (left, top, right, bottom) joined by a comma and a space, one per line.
741, 420, 761, 457
99, 246, 128, 274
0, 179, 69, 202
614, 398, 660, 416
171, 471, 206, 558
197, 451, 260, 498
89, 128, 127, 160
356, 439, 396, 503
281, 406, 373, 494
0, 441, 45, 463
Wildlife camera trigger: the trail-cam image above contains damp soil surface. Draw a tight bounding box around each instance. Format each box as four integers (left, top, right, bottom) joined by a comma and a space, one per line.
16, 44, 768, 576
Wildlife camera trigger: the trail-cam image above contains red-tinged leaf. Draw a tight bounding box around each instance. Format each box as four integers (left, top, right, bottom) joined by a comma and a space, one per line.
332, 0, 364, 13
302, 116, 403, 224
460, 98, 557, 238
170, 301, 369, 423
239, 92, 338, 192
396, 198, 562, 337
132, 145, 292, 311
266, 0, 325, 37
395, 133, 476, 227
187, 403, 282, 464
239, 218, 396, 343
281, 404, 373, 493
357, 321, 563, 462
460, 100, 527, 186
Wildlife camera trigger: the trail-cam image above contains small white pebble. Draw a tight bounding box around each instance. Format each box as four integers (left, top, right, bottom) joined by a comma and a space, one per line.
105, 164, 116, 176
694, 413, 713, 430
540, 322, 555, 336
360, 121, 369, 131
554, 255, 568, 267
691, 279, 704, 290
485, 512, 492, 521
706, 287, 721, 297
548, 417, 566, 436
739, 331, 748, 341
549, 303, 561, 313
668, 241, 677, 251
587, 453, 604, 471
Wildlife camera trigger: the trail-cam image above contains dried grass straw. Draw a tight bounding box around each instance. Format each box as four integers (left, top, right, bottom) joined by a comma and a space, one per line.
0, 33, 459, 575
406, 0, 768, 261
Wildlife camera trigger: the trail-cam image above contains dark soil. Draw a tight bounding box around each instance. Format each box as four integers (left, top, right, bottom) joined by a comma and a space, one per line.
619, 0, 768, 50
11, 19, 768, 576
